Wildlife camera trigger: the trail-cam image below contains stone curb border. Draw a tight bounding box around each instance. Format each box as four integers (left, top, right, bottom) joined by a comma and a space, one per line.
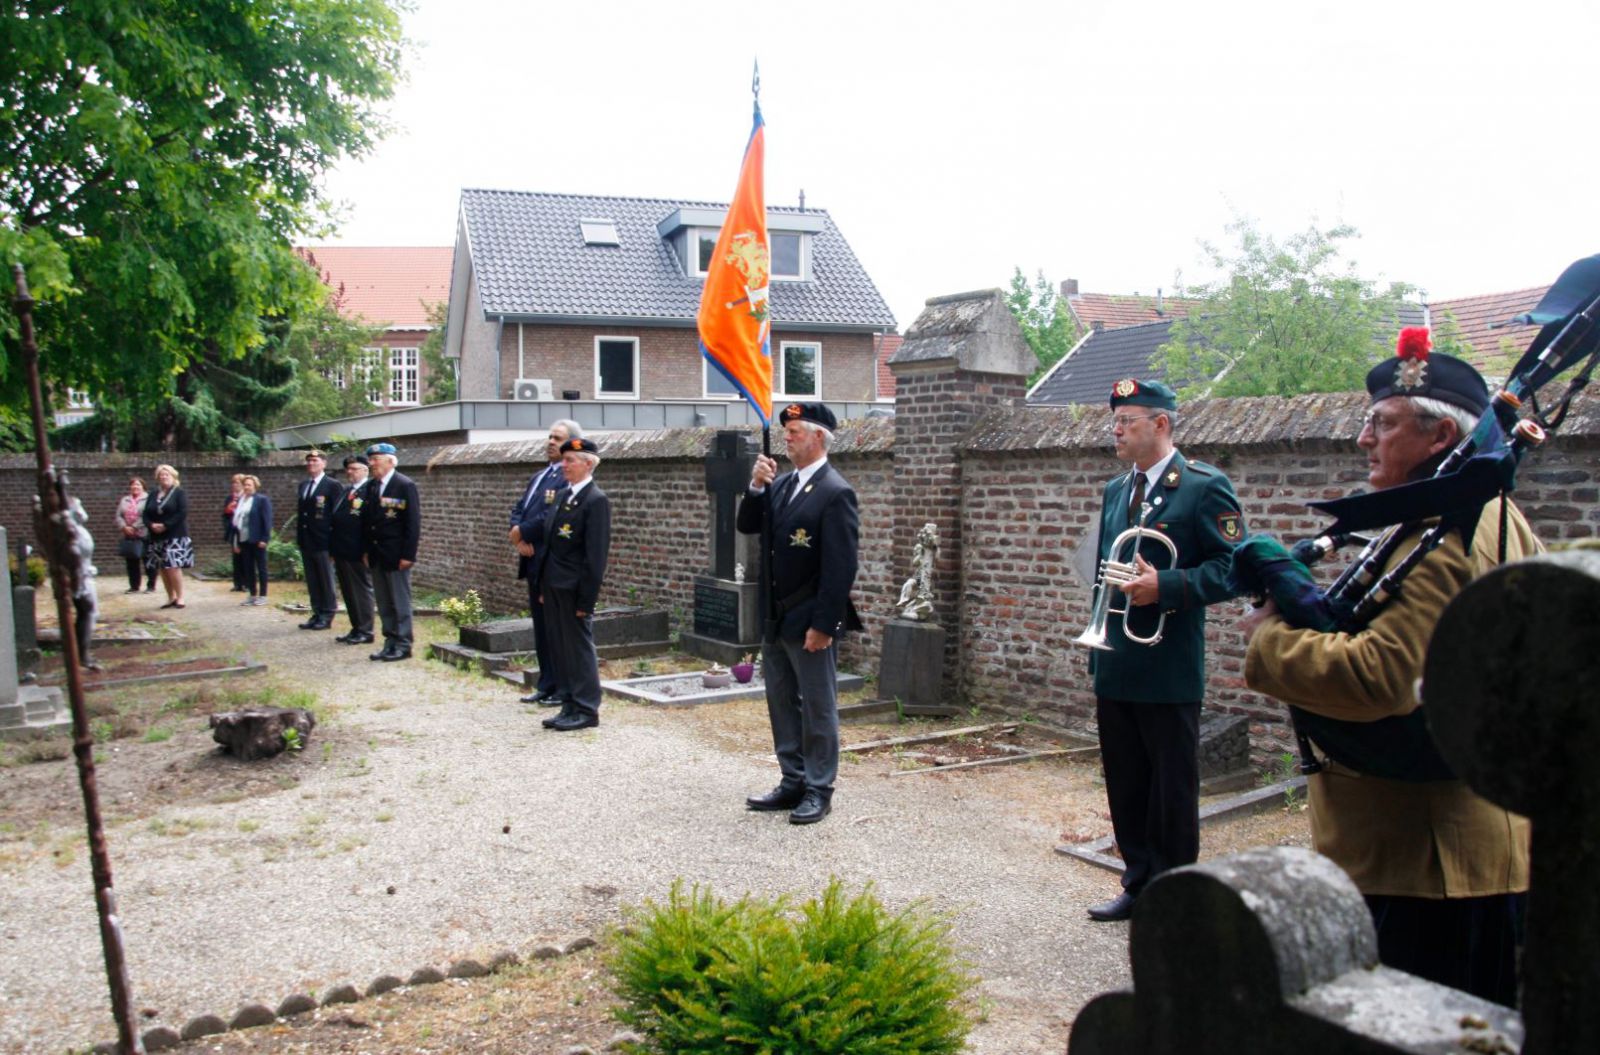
90, 934, 620, 1054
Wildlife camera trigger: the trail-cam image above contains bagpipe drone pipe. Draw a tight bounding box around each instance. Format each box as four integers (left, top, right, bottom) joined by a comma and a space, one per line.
1226, 254, 1600, 777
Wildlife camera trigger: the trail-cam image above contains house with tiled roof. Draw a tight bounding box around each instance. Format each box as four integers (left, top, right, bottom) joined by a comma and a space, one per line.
1061, 279, 1201, 333
443, 189, 896, 406
1027, 319, 1177, 405
299, 246, 454, 407
1426, 286, 1548, 376
1028, 304, 1431, 406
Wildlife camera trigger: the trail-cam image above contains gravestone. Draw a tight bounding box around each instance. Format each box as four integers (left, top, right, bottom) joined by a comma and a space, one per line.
1069, 551, 1600, 1054
458, 608, 669, 654
679, 430, 764, 665
878, 522, 955, 715
0, 527, 72, 741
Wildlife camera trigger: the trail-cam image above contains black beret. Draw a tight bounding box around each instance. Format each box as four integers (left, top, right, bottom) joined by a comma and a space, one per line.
778, 402, 837, 431
560, 437, 601, 456
1366, 328, 1489, 415
342, 454, 369, 468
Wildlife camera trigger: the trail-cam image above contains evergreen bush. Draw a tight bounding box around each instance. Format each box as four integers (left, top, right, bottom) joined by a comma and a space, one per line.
609, 878, 974, 1054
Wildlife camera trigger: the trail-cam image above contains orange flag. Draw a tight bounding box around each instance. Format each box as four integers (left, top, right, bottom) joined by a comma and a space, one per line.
698, 102, 772, 423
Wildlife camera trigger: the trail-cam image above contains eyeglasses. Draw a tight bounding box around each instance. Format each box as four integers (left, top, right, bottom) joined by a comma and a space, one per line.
1110, 413, 1157, 429
1360, 409, 1437, 437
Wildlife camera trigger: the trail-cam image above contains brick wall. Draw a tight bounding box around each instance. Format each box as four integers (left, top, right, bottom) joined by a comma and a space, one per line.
6, 391, 1594, 760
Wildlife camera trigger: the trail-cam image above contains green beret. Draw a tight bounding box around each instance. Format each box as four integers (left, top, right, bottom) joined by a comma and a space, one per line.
1108, 378, 1178, 411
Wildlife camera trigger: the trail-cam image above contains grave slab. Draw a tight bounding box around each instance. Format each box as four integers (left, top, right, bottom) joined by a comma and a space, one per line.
602, 670, 865, 707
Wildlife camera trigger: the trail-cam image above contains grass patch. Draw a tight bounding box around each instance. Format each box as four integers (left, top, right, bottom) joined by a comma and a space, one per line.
141, 725, 174, 744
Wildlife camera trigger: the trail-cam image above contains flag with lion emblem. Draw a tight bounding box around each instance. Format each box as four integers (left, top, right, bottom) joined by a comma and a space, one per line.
697, 99, 773, 423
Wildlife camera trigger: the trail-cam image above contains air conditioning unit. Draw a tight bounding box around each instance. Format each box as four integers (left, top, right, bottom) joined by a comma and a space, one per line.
513, 378, 553, 401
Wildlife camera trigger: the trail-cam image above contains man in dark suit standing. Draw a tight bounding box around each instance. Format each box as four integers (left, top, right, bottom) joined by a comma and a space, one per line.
736, 403, 862, 825
510, 419, 580, 705
360, 442, 421, 662
531, 436, 611, 732
1084, 378, 1243, 921
296, 449, 344, 630
330, 454, 375, 645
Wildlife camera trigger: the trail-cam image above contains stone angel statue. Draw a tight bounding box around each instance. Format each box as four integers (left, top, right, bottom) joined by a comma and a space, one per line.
896, 522, 938, 621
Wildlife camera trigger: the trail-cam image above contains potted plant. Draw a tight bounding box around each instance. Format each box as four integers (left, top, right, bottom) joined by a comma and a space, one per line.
731, 653, 756, 684
701, 662, 732, 689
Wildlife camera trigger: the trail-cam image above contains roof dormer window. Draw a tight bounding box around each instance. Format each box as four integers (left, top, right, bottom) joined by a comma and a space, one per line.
579, 217, 620, 246
691, 227, 807, 280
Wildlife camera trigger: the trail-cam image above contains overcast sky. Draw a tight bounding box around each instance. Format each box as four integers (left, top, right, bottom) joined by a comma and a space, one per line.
321, 0, 1600, 331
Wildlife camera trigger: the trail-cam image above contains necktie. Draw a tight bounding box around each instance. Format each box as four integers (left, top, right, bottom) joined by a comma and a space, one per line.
1127, 473, 1147, 526
775, 474, 797, 509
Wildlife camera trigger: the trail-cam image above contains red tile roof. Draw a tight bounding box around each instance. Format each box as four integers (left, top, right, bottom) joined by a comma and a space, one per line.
297, 246, 453, 330
875, 333, 902, 399
1065, 291, 1201, 331
1426, 286, 1548, 374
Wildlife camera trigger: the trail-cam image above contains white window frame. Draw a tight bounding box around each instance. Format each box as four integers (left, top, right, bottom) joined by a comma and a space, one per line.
356, 347, 386, 404
388, 346, 419, 407
775, 341, 822, 399
692, 227, 807, 281
702, 358, 743, 399
594, 336, 640, 400
769, 231, 806, 280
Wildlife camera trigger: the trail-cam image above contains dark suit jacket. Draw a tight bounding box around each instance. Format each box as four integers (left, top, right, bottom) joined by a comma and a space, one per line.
236, 494, 273, 547
328, 483, 367, 561
296, 474, 344, 551
736, 461, 862, 643
513, 462, 565, 582
1088, 452, 1243, 703
532, 481, 610, 612
361, 471, 421, 570
144, 487, 188, 541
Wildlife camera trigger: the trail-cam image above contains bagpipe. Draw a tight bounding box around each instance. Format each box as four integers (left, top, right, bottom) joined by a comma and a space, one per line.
1228, 254, 1600, 777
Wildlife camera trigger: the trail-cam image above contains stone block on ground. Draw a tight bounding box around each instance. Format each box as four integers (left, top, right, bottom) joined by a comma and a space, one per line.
319, 983, 360, 1006
209, 707, 315, 761
366, 975, 403, 996
141, 1025, 181, 1051
276, 993, 317, 1017
229, 1003, 275, 1029
179, 1014, 228, 1041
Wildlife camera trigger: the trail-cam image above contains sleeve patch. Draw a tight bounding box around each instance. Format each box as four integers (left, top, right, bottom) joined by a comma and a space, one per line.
1217, 512, 1244, 542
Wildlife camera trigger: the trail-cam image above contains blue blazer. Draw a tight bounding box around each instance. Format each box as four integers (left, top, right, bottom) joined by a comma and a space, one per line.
736, 461, 863, 643
237, 494, 273, 547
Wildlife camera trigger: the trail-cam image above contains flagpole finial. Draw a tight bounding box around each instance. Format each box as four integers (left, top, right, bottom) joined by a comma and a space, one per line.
752, 58, 760, 101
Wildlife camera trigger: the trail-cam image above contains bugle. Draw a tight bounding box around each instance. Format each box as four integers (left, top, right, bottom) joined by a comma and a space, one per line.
1075, 502, 1179, 650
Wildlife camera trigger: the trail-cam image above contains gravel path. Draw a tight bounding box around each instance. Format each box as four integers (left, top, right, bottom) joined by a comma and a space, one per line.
1, 580, 1134, 1054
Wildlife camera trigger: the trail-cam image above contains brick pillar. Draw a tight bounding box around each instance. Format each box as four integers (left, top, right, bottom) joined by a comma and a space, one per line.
887, 290, 1036, 700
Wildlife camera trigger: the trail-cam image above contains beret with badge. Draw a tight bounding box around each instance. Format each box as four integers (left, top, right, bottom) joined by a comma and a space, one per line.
1108, 378, 1178, 411
560, 437, 601, 456
364, 442, 397, 457
1365, 327, 1489, 415
778, 401, 837, 431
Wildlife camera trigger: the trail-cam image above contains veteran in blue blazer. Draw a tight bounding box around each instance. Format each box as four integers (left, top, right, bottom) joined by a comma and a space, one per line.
736, 402, 862, 826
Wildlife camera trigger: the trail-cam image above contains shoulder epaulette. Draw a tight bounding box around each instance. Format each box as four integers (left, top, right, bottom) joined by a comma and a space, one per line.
1187, 461, 1217, 477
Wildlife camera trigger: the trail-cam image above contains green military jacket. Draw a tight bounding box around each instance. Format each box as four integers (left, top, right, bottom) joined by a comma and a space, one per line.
1088, 451, 1244, 703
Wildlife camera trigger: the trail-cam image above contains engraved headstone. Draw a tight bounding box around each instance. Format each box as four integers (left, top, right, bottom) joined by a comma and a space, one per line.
12, 540, 38, 678
680, 430, 765, 665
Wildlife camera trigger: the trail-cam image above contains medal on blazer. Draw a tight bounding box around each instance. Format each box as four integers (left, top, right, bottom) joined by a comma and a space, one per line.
558, 523, 574, 539
790, 528, 812, 548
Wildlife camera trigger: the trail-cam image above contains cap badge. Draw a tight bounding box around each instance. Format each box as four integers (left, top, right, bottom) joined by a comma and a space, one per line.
789, 527, 813, 548
1113, 379, 1138, 398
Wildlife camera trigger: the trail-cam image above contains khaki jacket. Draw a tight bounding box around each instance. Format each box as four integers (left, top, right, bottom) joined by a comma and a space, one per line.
1245, 497, 1540, 897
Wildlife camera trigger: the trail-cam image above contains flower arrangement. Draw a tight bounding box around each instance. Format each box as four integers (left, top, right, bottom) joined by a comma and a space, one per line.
440, 588, 487, 628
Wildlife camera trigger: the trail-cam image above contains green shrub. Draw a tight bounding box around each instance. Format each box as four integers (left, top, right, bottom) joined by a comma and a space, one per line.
609, 878, 974, 1054
8, 552, 47, 587
265, 538, 303, 581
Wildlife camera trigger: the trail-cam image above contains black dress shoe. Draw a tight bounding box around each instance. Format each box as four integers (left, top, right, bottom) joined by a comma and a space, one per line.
298, 618, 323, 630
541, 704, 576, 728
745, 785, 807, 812
338, 632, 375, 645
788, 790, 832, 825
547, 712, 598, 732
379, 648, 412, 662
1086, 892, 1137, 922
519, 688, 559, 704
370, 645, 397, 661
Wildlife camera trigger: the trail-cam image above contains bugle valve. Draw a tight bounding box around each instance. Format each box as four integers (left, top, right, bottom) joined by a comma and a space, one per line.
1075, 502, 1179, 651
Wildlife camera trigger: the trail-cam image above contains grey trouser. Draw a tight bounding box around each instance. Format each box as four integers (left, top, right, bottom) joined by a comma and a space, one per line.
301, 547, 337, 619
542, 584, 600, 717
761, 635, 839, 795
371, 564, 413, 648
335, 556, 374, 635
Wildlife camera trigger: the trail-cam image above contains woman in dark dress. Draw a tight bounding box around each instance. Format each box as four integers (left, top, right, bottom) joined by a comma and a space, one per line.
143, 463, 192, 609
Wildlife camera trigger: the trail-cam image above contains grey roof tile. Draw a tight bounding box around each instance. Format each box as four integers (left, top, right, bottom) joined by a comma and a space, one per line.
1029, 320, 1176, 406
459, 189, 895, 330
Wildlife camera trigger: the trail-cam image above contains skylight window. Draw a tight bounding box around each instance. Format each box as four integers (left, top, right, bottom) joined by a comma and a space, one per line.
579, 217, 620, 246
